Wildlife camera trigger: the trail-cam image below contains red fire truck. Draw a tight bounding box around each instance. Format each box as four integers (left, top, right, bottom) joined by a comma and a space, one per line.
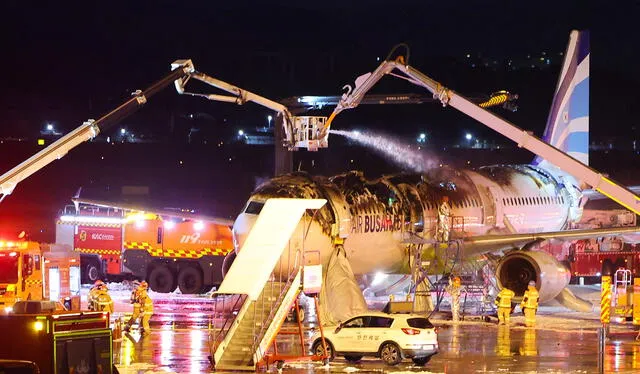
567, 238, 640, 279
56, 200, 234, 294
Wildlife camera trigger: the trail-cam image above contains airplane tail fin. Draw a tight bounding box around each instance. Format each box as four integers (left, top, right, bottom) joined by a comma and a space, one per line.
534, 30, 590, 166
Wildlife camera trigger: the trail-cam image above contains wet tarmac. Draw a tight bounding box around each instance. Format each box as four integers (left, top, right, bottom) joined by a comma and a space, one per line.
98, 285, 640, 373
112, 313, 640, 373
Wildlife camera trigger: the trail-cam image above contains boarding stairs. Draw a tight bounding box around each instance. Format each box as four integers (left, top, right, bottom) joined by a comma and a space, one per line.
211, 272, 302, 371
456, 255, 499, 316
207, 198, 326, 372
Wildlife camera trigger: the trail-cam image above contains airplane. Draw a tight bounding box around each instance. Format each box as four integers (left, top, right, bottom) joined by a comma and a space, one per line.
230, 30, 640, 321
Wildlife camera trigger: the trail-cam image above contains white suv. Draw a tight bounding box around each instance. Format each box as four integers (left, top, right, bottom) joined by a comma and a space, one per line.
310, 312, 438, 366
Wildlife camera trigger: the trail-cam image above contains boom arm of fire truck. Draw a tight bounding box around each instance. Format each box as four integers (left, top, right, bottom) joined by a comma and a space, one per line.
171, 60, 327, 151
320, 57, 640, 215
0, 61, 194, 200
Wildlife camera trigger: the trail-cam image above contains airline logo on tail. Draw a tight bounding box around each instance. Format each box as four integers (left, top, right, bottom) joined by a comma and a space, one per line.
536, 30, 590, 166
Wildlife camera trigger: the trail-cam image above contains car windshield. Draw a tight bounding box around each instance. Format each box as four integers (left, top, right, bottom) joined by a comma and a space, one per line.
406, 317, 434, 329
0, 256, 19, 283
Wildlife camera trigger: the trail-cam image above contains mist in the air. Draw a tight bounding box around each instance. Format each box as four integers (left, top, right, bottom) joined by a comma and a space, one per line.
329, 129, 440, 173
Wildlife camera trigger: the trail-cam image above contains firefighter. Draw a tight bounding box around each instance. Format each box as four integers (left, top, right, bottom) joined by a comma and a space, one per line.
446, 276, 464, 322
94, 283, 114, 313
521, 280, 539, 327
124, 282, 142, 333
138, 281, 154, 336
437, 195, 452, 243
88, 280, 105, 311
495, 286, 515, 325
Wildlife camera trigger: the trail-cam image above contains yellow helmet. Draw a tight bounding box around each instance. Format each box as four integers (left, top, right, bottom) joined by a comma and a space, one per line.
140, 281, 149, 290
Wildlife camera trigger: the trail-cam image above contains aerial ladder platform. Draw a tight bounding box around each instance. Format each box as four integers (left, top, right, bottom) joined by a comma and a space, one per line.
307, 32, 640, 216
208, 198, 326, 371
0, 59, 326, 201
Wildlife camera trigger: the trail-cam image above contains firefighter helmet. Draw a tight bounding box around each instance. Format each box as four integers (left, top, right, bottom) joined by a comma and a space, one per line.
140, 281, 149, 290
528, 280, 536, 287
94, 280, 105, 287
453, 276, 461, 286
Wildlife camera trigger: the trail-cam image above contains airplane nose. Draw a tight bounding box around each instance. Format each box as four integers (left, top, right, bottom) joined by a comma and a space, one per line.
232, 213, 257, 251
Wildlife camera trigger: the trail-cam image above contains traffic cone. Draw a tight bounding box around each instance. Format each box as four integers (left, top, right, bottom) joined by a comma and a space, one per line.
113, 317, 123, 342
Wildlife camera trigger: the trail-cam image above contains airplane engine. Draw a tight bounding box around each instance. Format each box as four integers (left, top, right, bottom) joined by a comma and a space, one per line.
496, 250, 570, 303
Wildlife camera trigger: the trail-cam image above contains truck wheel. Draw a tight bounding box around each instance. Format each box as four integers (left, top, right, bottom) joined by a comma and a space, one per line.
86, 261, 101, 283
178, 266, 203, 294
148, 266, 177, 293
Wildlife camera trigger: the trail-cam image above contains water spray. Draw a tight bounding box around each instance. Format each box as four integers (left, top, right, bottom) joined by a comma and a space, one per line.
329, 129, 439, 173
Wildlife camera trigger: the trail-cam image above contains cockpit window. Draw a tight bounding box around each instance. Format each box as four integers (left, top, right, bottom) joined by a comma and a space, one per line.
244, 201, 265, 215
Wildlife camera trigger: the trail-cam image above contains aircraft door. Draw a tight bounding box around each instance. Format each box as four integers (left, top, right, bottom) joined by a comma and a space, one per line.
487, 187, 503, 228
402, 185, 424, 234
318, 183, 352, 239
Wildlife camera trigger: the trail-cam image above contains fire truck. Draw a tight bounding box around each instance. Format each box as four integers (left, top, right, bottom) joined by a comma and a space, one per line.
567, 238, 640, 279
56, 200, 234, 294
0, 240, 81, 312
0, 308, 113, 374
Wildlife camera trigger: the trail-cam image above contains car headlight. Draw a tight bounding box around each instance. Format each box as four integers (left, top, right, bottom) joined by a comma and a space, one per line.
3, 306, 12, 313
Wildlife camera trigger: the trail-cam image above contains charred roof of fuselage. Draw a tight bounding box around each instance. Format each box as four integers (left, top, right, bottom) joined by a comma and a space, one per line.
253, 172, 322, 199
475, 164, 561, 192
251, 172, 337, 235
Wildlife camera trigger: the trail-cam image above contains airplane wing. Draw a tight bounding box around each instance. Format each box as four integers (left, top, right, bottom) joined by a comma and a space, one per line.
460, 225, 640, 257
403, 225, 640, 257
71, 197, 235, 227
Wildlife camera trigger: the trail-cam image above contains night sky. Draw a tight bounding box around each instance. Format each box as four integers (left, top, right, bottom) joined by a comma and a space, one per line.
1, 1, 638, 139
0, 1, 638, 240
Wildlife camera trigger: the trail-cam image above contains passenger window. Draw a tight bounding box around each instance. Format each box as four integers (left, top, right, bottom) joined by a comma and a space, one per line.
344, 317, 368, 328
407, 317, 434, 329
367, 316, 394, 328
34, 255, 41, 271
23, 254, 34, 276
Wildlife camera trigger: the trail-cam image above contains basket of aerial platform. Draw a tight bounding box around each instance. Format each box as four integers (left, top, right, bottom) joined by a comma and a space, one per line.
0, 308, 113, 374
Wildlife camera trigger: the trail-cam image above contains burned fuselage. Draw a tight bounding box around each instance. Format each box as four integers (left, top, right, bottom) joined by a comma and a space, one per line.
233, 165, 577, 277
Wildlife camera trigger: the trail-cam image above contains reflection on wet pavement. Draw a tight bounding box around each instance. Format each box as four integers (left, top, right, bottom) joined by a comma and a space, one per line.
113, 313, 640, 373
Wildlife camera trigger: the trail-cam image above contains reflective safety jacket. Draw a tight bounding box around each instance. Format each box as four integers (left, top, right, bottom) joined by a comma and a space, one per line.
495, 288, 515, 308
521, 287, 539, 309
94, 291, 114, 313
138, 289, 154, 313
